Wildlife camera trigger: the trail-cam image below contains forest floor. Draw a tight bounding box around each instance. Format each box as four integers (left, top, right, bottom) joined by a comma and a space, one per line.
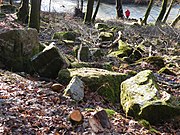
0, 11, 180, 134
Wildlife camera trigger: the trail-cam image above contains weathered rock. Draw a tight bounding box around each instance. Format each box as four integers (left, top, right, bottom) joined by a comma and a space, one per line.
0, 28, 39, 72
52, 31, 77, 42
70, 62, 112, 71
58, 68, 128, 103
90, 48, 104, 60
77, 44, 91, 62
137, 56, 165, 69
31, 43, 70, 78
64, 76, 85, 101
99, 32, 113, 41
0, 4, 17, 14
129, 49, 142, 61
108, 40, 133, 58
121, 70, 180, 124
95, 23, 110, 31
158, 67, 176, 76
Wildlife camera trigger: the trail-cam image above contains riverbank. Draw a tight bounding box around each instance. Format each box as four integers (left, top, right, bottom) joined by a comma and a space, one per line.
0, 7, 180, 134
100, 0, 180, 5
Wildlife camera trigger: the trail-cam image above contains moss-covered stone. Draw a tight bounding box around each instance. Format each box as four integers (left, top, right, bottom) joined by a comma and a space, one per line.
95, 23, 110, 31
0, 28, 39, 72
70, 62, 112, 71
58, 68, 128, 103
77, 45, 90, 62
31, 44, 70, 78
90, 48, 104, 60
109, 41, 133, 58
129, 49, 142, 61
158, 67, 176, 76
52, 31, 77, 41
99, 32, 113, 41
121, 70, 180, 124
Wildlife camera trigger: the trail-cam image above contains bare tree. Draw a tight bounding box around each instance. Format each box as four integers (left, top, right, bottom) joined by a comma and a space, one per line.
156, 0, 168, 24
116, 0, 124, 18
142, 0, 154, 25
163, 0, 175, 23
171, 14, 180, 27
29, 0, 42, 32
92, 0, 101, 23
84, 0, 94, 24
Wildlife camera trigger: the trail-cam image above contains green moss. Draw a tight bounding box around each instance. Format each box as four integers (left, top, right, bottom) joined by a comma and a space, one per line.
95, 23, 110, 31
158, 67, 176, 76
58, 68, 128, 103
104, 108, 116, 117
52, 31, 77, 41
99, 32, 113, 41
58, 69, 71, 84
70, 62, 112, 71
145, 56, 165, 68
121, 70, 180, 124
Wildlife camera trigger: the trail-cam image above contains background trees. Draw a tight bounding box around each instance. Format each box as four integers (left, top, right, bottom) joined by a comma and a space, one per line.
29, 0, 42, 32
116, 0, 124, 18
156, 0, 168, 24
142, 0, 154, 25
17, 0, 42, 32
84, 0, 94, 23
17, 0, 29, 23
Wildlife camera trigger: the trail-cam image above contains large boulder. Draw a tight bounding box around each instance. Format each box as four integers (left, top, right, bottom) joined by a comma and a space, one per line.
0, 28, 39, 72
31, 43, 70, 78
120, 70, 180, 124
58, 67, 128, 103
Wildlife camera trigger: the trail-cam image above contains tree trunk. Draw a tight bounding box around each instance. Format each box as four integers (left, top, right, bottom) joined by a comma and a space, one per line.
163, 0, 174, 23
116, 0, 124, 19
80, 0, 83, 12
9, 0, 13, 5
49, 0, 52, 12
17, 0, 29, 24
84, 0, 94, 24
92, 0, 100, 23
156, 0, 168, 24
142, 0, 154, 25
171, 14, 180, 27
29, 0, 41, 32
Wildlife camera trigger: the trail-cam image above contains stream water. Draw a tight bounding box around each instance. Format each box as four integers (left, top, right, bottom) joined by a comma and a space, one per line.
41, 0, 179, 22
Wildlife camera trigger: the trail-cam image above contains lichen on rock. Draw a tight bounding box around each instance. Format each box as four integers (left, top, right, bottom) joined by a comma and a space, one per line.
120, 70, 180, 124
58, 67, 128, 103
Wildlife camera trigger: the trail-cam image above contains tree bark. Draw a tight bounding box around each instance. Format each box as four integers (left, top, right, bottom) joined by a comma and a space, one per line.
84, 0, 94, 24
92, 0, 100, 23
156, 0, 168, 24
29, 0, 41, 32
17, 0, 29, 24
163, 0, 175, 23
9, 0, 13, 5
80, 0, 83, 12
171, 14, 180, 27
142, 0, 154, 25
116, 0, 124, 19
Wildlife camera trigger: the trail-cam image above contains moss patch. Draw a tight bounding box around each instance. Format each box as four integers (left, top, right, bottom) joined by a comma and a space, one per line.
58, 68, 128, 103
